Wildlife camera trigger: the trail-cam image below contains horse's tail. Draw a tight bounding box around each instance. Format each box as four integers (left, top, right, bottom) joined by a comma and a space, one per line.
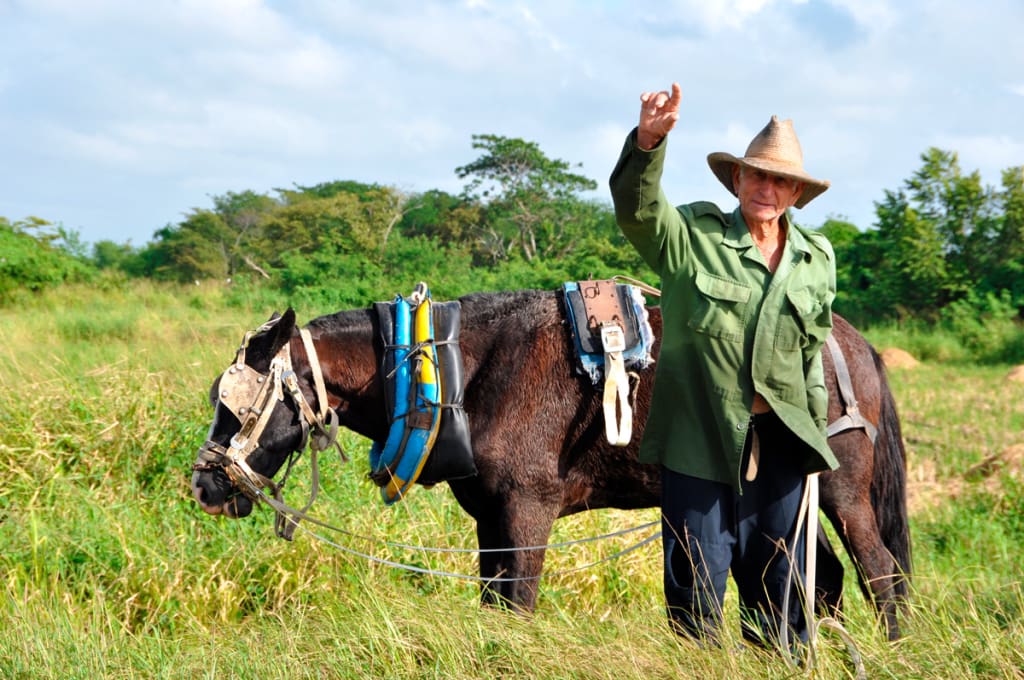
871, 348, 912, 599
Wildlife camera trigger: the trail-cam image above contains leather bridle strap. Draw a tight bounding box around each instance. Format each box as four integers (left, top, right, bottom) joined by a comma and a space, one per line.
825, 334, 878, 443
289, 328, 346, 460
198, 321, 346, 539
273, 328, 346, 539
222, 353, 289, 497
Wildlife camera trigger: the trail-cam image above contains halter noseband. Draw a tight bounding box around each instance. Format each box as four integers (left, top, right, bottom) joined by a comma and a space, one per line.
194, 319, 345, 538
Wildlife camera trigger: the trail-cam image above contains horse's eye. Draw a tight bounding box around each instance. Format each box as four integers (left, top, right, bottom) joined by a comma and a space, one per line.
208, 377, 222, 408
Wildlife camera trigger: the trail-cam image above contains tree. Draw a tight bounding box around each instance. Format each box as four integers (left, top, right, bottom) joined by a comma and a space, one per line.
988, 166, 1024, 311
455, 134, 598, 262
0, 216, 92, 301
818, 217, 879, 325
262, 184, 411, 263
398, 189, 481, 248
867, 148, 995, 321
873, 187, 950, 320
904, 148, 996, 293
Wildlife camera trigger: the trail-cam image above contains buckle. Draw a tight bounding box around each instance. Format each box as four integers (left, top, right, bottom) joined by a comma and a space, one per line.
600, 323, 626, 354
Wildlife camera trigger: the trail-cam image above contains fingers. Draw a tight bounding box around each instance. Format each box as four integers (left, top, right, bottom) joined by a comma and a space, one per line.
639, 83, 683, 114
636, 83, 682, 149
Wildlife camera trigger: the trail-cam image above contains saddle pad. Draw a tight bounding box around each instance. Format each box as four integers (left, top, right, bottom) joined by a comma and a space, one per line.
562, 282, 656, 386
565, 284, 641, 355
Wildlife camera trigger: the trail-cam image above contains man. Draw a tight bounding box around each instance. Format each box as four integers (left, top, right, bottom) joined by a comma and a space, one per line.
609, 82, 837, 649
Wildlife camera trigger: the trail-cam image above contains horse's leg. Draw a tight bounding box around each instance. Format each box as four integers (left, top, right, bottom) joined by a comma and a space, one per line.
473, 493, 559, 612
475, 515, 508, 608
814, 523, 845, 618
820, 433, 902, 640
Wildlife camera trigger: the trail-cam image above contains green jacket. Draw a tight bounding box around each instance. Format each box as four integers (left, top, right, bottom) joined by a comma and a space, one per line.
610, 129, 838, 489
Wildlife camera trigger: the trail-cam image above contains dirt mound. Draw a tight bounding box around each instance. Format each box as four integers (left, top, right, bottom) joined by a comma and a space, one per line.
880, 347, 919, 369
1007, 366, 1024, 383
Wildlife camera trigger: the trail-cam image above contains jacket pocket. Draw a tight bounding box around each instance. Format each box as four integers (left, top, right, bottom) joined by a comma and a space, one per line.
776, 287, 823, 350
688, 270, 751, 342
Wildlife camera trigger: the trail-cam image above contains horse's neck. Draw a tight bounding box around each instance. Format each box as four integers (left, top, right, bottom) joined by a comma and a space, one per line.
308, 309, 386, 439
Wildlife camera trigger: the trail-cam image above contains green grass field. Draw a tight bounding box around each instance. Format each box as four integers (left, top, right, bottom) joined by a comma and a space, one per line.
2, 283, 1023, 679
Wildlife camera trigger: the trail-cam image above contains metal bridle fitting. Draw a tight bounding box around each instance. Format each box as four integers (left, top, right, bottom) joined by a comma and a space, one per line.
195, 322, 345, 538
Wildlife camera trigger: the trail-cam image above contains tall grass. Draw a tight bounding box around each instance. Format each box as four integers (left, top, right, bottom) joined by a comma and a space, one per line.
2, 282, 1024, 678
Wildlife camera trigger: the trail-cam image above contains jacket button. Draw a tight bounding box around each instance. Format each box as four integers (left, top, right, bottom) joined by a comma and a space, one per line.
735, 421, 747, 431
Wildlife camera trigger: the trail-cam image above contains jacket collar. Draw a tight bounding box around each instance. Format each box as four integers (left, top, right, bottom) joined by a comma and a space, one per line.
722, 208, 812, 257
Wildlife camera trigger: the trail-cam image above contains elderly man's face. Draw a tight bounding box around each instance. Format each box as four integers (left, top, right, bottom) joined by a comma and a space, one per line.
732, 166, 804, 227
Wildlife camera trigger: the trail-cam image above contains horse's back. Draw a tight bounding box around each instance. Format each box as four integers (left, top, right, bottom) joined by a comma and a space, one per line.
450, 288, 661, 514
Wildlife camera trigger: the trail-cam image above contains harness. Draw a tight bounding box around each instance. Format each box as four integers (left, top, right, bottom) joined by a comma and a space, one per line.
563, 278, 656, 446
369, 282, 476, 504
193, 316, 345, 539
825, 333, 877, 443
368, 283, 444, 504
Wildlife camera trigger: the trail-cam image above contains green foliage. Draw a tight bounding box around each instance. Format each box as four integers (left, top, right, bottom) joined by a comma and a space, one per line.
987, 167, 1024, 309
399, 189, 479, 244
939, 289, 1024, 363
856, 149, 1022, 324
92, 239, 141, 273
9, 135, 1024, 338
0, 216, 93, 302
456, 134, 599, 263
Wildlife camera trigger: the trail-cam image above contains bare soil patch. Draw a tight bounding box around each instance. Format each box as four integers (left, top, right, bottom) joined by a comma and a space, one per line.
880, 347, 919, 369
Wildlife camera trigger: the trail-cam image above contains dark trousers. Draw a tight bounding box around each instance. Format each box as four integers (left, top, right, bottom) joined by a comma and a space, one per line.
660, 411, 808, 647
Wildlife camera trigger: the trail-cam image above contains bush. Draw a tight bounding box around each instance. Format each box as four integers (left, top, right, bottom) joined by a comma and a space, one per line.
0, 218, 94, 304
940, 289, 1023, 363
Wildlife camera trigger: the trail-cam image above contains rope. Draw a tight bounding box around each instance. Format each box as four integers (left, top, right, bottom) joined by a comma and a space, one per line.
255, 486, 661, 581
611, 274, 661, 298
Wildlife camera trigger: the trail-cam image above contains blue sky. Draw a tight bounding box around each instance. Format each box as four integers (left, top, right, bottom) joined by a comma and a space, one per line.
2, 0, 1022, 246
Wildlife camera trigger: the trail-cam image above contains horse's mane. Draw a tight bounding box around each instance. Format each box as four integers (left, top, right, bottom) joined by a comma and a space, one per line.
456, 289, 556, 330
300, 288, 561, 348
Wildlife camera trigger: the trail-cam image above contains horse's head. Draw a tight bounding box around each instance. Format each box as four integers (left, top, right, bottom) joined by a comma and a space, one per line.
191, 309, 322, 519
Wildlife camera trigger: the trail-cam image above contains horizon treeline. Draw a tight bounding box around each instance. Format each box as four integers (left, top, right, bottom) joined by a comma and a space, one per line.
3, 135, 1024, 348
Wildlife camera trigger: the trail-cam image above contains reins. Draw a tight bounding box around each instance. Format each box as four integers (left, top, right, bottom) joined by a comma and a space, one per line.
254, 481, 662, 582
219, 448, 662, 582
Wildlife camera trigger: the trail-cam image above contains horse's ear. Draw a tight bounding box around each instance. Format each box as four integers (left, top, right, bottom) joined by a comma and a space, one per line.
268, 309, 297, 353
248, 310, 297, 362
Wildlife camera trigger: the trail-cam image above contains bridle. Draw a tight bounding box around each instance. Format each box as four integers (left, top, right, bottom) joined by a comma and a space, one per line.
193, 318, 346, 539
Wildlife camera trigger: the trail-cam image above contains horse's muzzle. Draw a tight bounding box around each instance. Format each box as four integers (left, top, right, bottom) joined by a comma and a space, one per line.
191, 453, 256, 519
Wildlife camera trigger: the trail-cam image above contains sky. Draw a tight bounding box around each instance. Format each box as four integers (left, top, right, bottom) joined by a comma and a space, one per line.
2, 0, 1023, 247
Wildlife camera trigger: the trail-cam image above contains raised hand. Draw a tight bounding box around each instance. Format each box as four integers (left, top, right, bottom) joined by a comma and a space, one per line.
637, 82, 682, 150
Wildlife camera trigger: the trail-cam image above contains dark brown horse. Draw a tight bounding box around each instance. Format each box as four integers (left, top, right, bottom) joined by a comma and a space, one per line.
191, 288, 910, 639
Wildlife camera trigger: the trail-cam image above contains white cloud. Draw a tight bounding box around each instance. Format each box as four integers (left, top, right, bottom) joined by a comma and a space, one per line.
666, 0, 774, 32
828, 0, 898, 32
2, 0, 1024, 242
937, 134, 1024, 179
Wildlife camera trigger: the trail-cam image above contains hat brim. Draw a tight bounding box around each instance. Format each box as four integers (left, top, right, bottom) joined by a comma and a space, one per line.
707, 152, 830, 209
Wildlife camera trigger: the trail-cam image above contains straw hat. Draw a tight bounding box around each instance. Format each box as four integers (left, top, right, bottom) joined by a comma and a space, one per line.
706, 115, 829, 209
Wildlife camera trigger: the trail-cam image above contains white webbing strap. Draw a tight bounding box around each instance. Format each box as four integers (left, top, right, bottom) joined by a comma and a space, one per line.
804, 472, 820, 641
600, 323, 632, 446
781, 472, 866, 678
